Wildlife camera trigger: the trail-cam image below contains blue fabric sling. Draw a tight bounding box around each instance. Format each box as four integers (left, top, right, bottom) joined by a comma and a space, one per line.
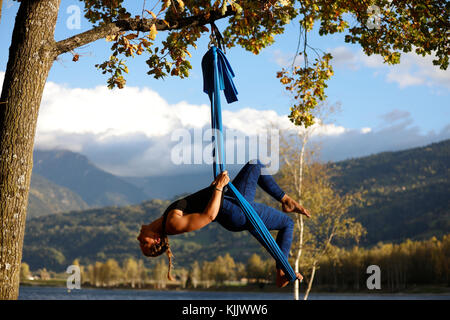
201, 46, 297, 282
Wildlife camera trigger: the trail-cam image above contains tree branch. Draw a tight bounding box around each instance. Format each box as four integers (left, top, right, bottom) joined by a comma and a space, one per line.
0, 0, 3, 25
54, 6, 236, 56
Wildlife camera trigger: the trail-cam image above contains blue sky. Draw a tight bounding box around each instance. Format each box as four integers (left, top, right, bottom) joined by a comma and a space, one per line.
0, 1, 449, 176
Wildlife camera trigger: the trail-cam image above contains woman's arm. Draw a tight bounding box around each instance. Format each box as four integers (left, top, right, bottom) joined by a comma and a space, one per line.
166, 171, 230, 234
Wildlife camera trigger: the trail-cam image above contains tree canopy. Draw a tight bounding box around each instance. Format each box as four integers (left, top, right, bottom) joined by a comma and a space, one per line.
30, 0, 448, 127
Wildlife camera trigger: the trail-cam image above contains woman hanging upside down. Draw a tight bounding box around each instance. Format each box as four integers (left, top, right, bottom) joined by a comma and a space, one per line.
137, 159, 311, 288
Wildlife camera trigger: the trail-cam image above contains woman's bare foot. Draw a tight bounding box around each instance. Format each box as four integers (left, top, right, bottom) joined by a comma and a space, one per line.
281, 195, 311, 218
276, 269, 303, 288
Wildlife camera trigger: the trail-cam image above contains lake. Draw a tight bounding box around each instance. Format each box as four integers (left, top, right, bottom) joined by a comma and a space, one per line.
18, 286, 450, 300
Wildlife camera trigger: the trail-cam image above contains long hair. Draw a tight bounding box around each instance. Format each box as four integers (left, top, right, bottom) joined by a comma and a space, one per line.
143, 235, 174, 281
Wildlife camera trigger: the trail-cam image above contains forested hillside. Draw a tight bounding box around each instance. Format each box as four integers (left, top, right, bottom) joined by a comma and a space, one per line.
331, 139, 449, 244
27, 174, 89, 218
23, 199, 268, 272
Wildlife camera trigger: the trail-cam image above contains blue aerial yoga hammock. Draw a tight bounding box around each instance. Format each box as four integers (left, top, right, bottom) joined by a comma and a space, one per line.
201, 46, 297, 282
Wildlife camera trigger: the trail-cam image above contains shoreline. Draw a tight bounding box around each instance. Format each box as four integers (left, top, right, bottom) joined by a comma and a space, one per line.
20, 280, 450, 295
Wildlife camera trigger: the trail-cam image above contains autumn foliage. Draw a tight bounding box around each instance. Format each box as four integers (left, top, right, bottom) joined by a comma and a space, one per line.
79, 0, 448, 127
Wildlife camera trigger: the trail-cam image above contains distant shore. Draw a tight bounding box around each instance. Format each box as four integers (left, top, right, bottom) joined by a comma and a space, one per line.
20, 279, 450, 295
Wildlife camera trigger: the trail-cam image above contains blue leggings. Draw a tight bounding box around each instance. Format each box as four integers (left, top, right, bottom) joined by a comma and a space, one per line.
216, 160, 294, 269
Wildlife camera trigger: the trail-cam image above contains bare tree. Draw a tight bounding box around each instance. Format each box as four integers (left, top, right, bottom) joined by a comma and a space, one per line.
278, 149, 366, 299
276, 102, 339, 300
276, 102, 365, 299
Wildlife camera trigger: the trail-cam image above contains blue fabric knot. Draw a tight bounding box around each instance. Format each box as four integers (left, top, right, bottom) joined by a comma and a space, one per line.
202, 46, 238, 104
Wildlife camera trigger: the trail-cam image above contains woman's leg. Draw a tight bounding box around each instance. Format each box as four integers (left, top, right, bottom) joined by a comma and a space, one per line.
217, 199, 299, 287
218, 199, 294, 264
227, 159, 285, 202
247, 202, 294, 269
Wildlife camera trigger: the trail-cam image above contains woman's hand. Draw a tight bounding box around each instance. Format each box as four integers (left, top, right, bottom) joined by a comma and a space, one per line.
211, 170, 230, 189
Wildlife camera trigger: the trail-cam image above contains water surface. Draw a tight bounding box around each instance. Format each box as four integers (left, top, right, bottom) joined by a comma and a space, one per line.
19, 286, 450, 300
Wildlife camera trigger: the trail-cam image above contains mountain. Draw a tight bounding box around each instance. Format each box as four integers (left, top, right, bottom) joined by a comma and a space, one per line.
32, 149, 150, 208
27, 174, 89, 218
330, 139, 450, 245
122, 166, 242, 200
122, 174, 212, 200
28, 149, 236, 217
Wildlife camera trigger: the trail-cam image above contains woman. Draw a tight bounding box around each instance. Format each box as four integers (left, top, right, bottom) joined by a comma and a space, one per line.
137, 159, 310, 288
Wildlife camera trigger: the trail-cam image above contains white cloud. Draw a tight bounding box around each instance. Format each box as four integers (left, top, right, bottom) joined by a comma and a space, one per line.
23, 75, 344, 176
328, 46, 360, 70
272, 49, 304, 68
39, 83, 196, 137
359, 49, 450, 89
273, 46, 450, 90
386, 71, 424, 88
37, 80, 332, 140
273, 47, 360, 71
379, 109, 411, 123
318, 122, 450, 162
1, 72, 448, 177
359, 52, 385, 69
316, 109, 449, 161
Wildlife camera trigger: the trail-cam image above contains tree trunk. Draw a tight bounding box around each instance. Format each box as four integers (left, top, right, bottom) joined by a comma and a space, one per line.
293, 135, 307, 300
294, 215, 304, 300
304, 262, 316, 300
0, 0, 60, 299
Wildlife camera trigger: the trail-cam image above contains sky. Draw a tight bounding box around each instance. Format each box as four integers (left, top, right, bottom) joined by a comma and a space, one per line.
0, 1, 449, 177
